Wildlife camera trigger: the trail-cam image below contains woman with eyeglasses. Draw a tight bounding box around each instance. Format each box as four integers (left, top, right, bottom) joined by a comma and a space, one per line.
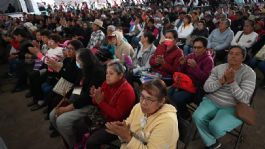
84, 60, 136, 148
168, 37, 214, 119
106, 79, 179, 149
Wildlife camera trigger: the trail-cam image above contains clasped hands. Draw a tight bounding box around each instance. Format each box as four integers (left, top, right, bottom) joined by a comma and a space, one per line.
219, 67, 235, 85
105, 121, 132, 143
89, 86, 104, 104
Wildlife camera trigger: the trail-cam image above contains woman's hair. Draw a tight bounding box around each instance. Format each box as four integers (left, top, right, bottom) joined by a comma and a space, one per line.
68, 40, 84, 51
165, 29, 178, 41
107, 59, 126, 75
193, 36, 208, 48
12, 27, 32, 39
141, 79, 167, 102
48, 34, 61, 43
244, 19, 255, 28
77, 48, 102, 76
143, 31, 155, 44
184, 14, 192, 24
40, 29, 51, 37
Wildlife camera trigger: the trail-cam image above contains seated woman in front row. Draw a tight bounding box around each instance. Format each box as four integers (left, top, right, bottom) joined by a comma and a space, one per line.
192, 46, 256, 149
85, 60, 136, 148
106, 79, 179, 149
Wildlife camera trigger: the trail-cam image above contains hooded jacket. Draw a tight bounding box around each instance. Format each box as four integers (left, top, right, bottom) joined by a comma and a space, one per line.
113, 31, 135, 62
120, 103, 179, 149
179, 51, 214, 86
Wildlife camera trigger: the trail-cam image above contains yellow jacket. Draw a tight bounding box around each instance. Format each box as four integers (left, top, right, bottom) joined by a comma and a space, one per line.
120, 103, 179, 149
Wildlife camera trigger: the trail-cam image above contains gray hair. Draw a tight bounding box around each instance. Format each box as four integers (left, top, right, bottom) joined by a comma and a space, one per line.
107, 59, 126, 75
220, 18, 231, 27
107, 25, 116, 32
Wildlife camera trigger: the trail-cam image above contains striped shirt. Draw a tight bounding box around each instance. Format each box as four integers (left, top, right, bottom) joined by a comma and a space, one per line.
204, 63, 256, 107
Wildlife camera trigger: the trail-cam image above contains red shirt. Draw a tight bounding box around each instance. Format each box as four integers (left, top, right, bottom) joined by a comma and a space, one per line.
93, 79, 136, 122
150, 44, 183, 77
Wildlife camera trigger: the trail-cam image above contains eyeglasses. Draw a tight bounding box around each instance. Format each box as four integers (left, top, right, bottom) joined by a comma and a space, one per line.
140, 94, 158, 105
192, 46, 204, 49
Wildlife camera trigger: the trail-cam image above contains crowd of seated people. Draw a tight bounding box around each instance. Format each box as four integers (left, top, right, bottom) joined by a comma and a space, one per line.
0, 0, 265, 148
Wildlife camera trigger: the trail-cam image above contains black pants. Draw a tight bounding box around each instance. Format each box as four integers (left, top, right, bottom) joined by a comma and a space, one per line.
28, 70, 47, 103
214, 50, 227, 63
46, 91, 62, 115
15, 60, 33, 88
86, 127, 118, 149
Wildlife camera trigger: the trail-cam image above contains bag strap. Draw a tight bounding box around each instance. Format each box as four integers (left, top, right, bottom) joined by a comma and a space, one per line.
236, 32, 244, 43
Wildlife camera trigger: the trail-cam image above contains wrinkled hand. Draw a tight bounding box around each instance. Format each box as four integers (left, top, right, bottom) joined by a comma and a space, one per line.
90, 86, 104, 104
46, 58, 62, 72
224, 68, 235, 83
155, 55, 165, 65
179, 56, 186, 65
105, 121, 132, 142
187, 59, 197, 68
55, 107, 66, 117
28, 47, 40, 55
32, 40, 40, 48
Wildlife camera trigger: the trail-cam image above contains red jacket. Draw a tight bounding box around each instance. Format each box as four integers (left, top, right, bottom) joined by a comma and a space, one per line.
150, 44, 183, 77
93, 79, 136, 122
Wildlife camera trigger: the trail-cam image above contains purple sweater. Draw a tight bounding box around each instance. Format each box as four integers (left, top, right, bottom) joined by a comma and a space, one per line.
179, 51, 214, 86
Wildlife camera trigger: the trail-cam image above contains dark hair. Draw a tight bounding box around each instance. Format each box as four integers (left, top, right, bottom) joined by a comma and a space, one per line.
141, 79, 167, 102
77, 48, 102, 76
107, 59, 126, 75
68, 40, 84, 51
148, 18, 155, 24
228, 45, 247, 60
143, 31, 155, 44
244, 19, 255, 28
193, 36, 208, 48
96, 47, 114, 62
165, 29, 178, 41
48, 34, 61, 43
184, 14, 192, 23
12, 27, 32, 39
40, 30, 51, 37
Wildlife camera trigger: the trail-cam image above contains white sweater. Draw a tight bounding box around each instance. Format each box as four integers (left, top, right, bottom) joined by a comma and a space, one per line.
177, 24, 194, 39
231, 31, 258, 48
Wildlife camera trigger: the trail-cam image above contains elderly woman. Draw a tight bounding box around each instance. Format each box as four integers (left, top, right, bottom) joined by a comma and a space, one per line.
192, 46, 256, 148
109, 31, 134, 63
106, 79, 179, 149
150, 29, 183, 78
207, 18, 234, 61
49, 48, 106, 148
168, 37, 214, 119
85, 60, 136, 148
231, 20, 258, 49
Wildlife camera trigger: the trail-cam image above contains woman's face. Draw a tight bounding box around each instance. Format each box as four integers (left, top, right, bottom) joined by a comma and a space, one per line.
183, 17, 190, 24
197, 22, 204, 30
36, 32, 42, 41
140, 35, 147, 44
106, 66, 123, 85
243, 21, 254, 34
193, 41, 206, 56
140, 90, 163, 115
66, 44, 76, 58
227, 47, 244, 66
83, 23, 88, 29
